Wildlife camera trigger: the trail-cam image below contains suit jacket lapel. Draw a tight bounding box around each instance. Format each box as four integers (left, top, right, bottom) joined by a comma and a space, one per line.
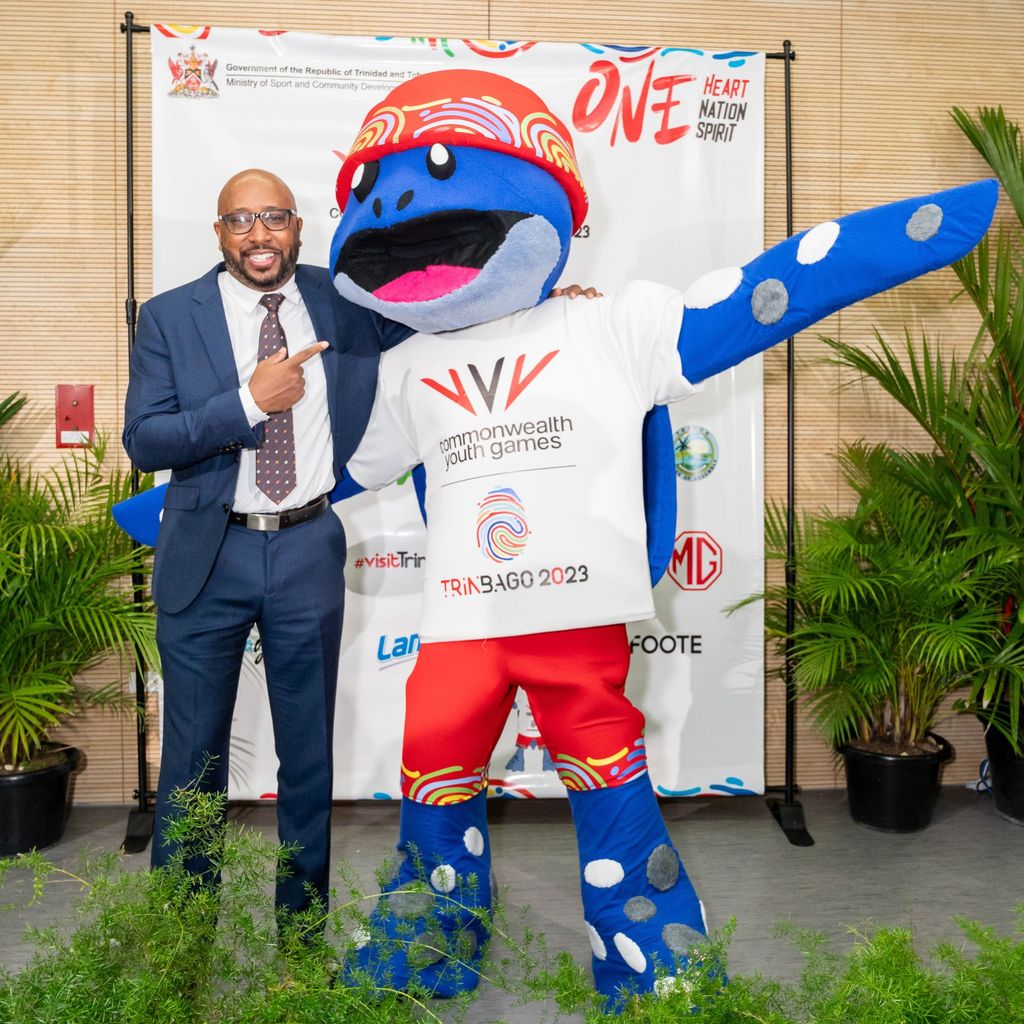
191, 264, 241, 391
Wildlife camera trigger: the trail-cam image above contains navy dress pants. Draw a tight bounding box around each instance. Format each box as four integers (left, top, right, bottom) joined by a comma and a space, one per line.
152, 508, 346, 917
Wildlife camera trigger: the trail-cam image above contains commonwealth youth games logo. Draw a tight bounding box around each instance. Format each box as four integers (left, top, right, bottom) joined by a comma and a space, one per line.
673, 424, 718, 481
476, 487, 529, 562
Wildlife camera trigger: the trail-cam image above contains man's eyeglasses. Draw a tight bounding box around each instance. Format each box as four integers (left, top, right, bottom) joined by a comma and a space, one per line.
218, 209, 297, 234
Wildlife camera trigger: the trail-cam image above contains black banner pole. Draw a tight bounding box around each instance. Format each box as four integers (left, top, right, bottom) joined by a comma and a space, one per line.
765, 40, 813, 847
120, 11, 154, 854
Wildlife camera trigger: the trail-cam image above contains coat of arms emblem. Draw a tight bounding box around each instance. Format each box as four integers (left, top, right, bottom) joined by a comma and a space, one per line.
168, 44, 218, 98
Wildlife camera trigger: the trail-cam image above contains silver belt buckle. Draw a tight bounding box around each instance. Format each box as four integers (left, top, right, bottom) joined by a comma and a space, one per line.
245, 511, 281, 531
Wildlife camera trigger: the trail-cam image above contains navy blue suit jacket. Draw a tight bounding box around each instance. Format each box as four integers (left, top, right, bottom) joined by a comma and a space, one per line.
123, 263, 404, 614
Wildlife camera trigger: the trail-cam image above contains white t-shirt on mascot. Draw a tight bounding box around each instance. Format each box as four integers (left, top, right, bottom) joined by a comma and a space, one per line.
347, 280, 701, 642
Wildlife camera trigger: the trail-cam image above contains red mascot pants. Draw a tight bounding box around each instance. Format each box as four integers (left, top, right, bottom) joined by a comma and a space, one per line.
400, 624, 649, 803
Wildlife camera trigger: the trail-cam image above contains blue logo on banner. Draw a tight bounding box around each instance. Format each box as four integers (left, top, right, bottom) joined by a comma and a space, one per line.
377, 632, 420, 665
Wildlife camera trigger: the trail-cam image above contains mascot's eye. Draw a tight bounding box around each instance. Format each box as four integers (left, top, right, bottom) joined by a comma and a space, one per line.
426, 144, 456, 180
351, 160, 379, 203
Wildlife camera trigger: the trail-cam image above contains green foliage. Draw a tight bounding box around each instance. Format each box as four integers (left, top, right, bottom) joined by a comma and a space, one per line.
953, 105, 1024, 226
0, 395, 157, 767
749, 444, 1013, 751
0, 392, 28, 433
819, 105, 1024, 749
529, 914, 1024, 1024
0, 787, 464, 1024
2, 793, 1022, 1023
768, 915, 1024, 1024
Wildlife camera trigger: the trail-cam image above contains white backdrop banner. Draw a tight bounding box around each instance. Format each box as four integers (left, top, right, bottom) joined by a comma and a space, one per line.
150, 27, 765, 800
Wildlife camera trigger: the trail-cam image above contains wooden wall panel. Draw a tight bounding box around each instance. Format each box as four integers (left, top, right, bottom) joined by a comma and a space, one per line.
5, 2, 1023, 800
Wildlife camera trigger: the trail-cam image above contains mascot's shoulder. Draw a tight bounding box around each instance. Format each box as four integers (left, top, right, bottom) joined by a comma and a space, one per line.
550, 279, 679, 312
615, 278, 682, 304
547, 279, 682, 324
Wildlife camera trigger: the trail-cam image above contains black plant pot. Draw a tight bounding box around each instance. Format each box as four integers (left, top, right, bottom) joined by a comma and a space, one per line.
0, 747, 82, 856
840, 734, 954, 832
984, 726, 1024, 826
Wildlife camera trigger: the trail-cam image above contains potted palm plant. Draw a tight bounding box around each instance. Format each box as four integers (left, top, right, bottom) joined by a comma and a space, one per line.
0, 393, 158, 854
753, 443, 1014, 831
822, 106, 1024, 824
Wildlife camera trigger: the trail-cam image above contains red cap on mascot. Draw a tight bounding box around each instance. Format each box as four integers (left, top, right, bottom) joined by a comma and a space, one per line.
335, 68, 589, 232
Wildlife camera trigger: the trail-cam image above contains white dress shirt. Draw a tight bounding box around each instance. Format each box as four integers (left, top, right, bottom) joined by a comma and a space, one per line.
218, 270, 334, 513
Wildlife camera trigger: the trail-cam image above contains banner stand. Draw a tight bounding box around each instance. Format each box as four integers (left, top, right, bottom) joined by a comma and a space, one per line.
120, 10, 154, 855
118, 13, 809, 851
764, 39, 814, 847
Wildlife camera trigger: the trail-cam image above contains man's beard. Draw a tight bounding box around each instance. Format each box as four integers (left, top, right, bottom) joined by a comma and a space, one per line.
221, 236, 301, 290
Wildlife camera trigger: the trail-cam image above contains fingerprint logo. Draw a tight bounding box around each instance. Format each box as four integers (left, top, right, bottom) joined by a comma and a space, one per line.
351, 107, 405, 154
521, 113, 584, 191
476, 487, 529, 562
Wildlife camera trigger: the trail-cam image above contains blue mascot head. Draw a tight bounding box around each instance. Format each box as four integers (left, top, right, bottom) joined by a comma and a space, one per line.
329, 68, 588, 334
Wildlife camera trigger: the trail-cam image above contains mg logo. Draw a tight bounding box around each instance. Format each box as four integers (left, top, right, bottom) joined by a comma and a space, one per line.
667, 530, 723, 591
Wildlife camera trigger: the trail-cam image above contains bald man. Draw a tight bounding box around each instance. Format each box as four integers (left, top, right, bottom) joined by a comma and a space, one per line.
123, 170, 410, 920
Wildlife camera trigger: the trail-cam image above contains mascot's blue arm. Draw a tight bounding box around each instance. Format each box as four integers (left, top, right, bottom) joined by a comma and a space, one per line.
642, 407, 675, 586
112, 482, 167, 547
677, 180, 998, 382
329, 468, 365, 502
640, 180, 998, 588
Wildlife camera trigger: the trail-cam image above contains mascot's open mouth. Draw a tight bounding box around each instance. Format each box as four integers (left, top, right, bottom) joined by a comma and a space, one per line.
335, 209, 530, 303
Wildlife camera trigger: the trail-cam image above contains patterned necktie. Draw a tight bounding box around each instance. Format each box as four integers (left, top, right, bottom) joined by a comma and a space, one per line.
255, 293, 297, 504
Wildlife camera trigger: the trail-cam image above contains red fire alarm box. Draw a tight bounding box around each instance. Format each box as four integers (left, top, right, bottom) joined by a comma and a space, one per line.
55, 384, 95, 448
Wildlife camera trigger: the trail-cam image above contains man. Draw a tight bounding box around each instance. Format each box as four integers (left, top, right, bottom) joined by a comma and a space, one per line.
122, 168, 408, 919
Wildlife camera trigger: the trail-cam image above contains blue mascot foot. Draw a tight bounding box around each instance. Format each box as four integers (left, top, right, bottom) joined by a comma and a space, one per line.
567, 777, 725, 1010
347, 791, 492, 997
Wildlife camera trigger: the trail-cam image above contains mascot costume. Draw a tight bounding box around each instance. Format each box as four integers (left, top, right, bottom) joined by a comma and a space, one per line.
325, 69, 995, 1005
115, 67, 996, 1008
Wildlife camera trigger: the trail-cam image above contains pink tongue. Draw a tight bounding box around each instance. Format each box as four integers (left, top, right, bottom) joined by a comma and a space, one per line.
374, 265, 480, 303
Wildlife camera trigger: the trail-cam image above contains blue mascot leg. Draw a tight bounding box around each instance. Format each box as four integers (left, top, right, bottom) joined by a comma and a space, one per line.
566, 776, 717, 1008
352, 791, 492, 996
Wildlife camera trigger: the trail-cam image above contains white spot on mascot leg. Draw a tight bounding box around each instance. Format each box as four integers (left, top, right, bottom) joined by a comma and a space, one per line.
430, 864, 457, 893
613, 932, 648, 974
586, 921, 608, 960
463, 826, 485, 856
583, 858, 625, 888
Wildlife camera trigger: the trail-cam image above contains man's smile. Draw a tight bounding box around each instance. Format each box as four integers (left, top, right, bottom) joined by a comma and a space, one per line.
243, 248, 282, 271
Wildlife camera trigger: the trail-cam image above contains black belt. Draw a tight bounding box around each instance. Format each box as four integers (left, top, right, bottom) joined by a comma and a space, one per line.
228, 493, 330, 532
